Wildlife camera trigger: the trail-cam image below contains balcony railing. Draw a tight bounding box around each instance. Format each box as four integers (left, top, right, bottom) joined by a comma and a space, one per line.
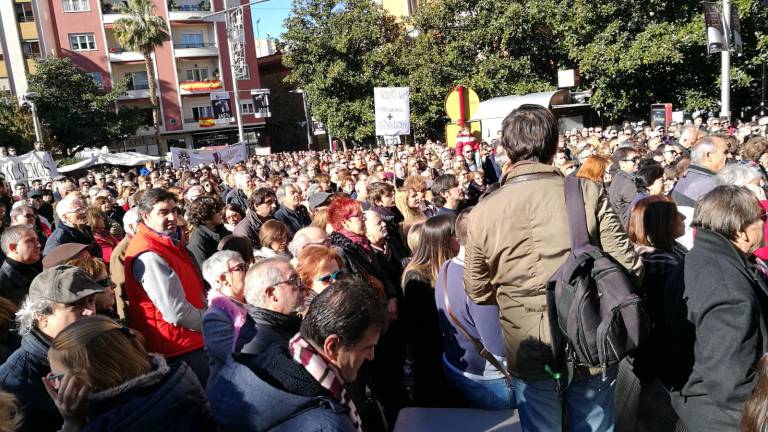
174, 42, 215, 49
101, 1, 127, 14
168, 1, 212, 11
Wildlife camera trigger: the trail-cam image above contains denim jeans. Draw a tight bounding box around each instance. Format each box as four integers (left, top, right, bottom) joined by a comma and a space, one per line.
443, 359, 516, 410
513, 366, 618, 432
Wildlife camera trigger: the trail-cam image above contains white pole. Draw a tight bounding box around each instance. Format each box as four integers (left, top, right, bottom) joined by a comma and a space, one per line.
720, 0, 731, 120
226, 11, 245, 144
29, 101, 43, 144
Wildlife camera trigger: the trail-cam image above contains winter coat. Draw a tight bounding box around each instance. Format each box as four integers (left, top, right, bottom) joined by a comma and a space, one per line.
233, 211, 271, 249
43, 223, 102, 259
671, 164, 717, 208
0, 330, 60, 432
207, 344, 354, 432
225, 188, 249, 212
668, 228, 768, 432
328, 231, 399, 300
274, 205, 312, 235
0, 258, 40, 305
83, 355, 214, 432
464, 162, 643, 380
202, 292, 247, 381
608, 169, 638, 223
186, 224, 231, 268
236, 306, 302, 356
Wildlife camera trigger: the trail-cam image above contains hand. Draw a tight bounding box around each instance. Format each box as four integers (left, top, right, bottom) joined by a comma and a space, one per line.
43, 373, 90, 431
387, 298, 398, 321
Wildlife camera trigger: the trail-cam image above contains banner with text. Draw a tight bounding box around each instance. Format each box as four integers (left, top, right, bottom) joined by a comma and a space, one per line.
374, 87, 410, 136
211, 91, 235, 125
170, 142, 246, 168
0, 151, 59, 184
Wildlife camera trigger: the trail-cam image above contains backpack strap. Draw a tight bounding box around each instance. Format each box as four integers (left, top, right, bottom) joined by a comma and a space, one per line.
564, 176, 594, 255
441, 262, 514, 388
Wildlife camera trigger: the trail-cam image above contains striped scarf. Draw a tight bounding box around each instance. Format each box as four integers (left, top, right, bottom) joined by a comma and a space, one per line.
289, 334, 363, 432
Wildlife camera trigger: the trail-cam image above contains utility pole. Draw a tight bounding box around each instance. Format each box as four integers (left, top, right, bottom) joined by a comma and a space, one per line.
720, 0, 731, 121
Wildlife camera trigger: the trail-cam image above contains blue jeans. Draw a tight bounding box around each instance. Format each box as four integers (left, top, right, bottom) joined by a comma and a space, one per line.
514, 366, 618, 432
443, 358, 516, 410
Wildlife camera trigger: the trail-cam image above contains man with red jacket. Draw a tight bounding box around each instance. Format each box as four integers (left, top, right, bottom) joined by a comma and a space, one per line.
125, 188, 208, 385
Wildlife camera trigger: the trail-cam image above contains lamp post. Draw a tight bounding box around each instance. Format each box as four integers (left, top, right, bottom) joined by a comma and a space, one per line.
720, 0, 731, 121
22, 92, 43, 146
291, 89, 313, 150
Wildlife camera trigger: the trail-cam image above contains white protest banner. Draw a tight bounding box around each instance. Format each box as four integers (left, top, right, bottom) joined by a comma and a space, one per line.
170, 142, 246, 168
0, 151, 58, 184
374, 87, 410, 136
211, 91, 234, 125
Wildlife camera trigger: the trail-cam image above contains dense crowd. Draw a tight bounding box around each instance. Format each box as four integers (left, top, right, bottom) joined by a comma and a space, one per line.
1, 108, 768, 431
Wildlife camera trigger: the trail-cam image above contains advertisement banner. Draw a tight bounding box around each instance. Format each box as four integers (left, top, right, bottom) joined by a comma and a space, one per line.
170, 142, 246, 168
211, 91, 234, 125
374, 87, 410, 136
0, 151, 58, 184
251, 89, 271, 118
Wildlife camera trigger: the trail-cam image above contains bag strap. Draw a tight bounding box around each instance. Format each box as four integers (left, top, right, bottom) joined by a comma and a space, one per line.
441, 262, 514, 387
564, 176, 593, 255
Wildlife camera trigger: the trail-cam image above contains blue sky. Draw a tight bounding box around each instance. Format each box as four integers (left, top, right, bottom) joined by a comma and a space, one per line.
250, 0, 293, 41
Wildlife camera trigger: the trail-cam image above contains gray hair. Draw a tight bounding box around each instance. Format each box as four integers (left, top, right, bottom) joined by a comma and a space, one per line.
9, 205, 31, 223
288, 226, 327, 258
15, 296, 55, 335
716, 163, 763, 187
690, 137, 719, 165
679, 124, 701, 146
56, 194, 83, 219
275, 184, 296, 206
1, 224, 33, 254
123, 208, 140, 236
693, 185, 762, 241
244, 256, 291, 307
202, 250, 242, 288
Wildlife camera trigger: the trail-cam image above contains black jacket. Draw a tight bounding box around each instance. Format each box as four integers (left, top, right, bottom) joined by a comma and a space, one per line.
225, 188, 249, 212
274, 205, 312, 235
232, 211, 271, 249
186, 224, 231, 268
0, 258, 41, 306
42, 223, 102, 259
237, 306, 302, 355
328, 231, 398, 299
666, 229, 768, 431
607, 170, 637, 224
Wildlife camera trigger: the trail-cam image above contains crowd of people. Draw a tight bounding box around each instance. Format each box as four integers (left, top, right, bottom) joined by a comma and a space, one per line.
1, 108, 768, 431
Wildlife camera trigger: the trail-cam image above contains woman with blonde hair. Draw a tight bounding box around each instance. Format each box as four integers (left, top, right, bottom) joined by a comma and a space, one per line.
44, 315, 212, 432
397, 175, 429, 234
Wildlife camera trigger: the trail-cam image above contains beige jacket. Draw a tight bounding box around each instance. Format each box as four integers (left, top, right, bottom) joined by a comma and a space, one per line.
464, 162, 643, 380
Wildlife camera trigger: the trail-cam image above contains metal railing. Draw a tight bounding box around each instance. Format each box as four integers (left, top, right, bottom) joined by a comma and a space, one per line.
168, 2, 212, 12
174, 42, 216, 49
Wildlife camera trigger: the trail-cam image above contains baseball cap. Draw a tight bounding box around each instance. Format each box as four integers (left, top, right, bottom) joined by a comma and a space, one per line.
308, 192, 333, 212
29, 265, 104, 304
42, 243, 92, 269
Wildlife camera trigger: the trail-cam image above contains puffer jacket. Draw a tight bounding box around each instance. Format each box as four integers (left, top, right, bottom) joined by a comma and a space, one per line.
464, 162, 643, 380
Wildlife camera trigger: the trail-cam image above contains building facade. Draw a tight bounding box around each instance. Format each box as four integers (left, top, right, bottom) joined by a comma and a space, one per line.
0, 0, 46, 97
29, 0, 265, 155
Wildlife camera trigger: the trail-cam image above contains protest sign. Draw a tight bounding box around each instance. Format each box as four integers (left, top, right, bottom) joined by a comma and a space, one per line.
170, 142, 246, 168
251, 89, 272, 118
211, 92, 235, 125
0, 151, 58, 184
374, 87, 410, 136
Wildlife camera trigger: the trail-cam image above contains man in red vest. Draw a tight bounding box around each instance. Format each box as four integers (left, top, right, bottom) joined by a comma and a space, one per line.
124, 188, 208, 385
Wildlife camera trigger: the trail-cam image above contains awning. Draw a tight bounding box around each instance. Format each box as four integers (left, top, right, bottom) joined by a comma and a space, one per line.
58, 152, 162, 173
469, 89, 571, 122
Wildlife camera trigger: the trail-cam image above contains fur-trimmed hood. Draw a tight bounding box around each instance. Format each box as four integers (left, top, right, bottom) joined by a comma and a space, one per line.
89, 354, 169, 402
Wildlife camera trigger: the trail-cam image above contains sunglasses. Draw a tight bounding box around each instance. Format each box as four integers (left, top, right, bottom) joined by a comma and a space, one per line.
622, 157, 640, 163
95, 278, 113, 288
317, 270, 345, 283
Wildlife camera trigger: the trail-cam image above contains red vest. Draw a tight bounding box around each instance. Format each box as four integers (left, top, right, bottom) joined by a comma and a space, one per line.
124, 224, 205, 358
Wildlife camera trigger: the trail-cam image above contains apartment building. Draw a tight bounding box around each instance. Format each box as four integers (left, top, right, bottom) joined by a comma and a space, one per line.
32, 0, 265, 155
0, 0, 46, 96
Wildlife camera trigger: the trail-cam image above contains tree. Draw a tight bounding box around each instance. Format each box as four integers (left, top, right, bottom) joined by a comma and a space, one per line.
282, 0, 406, 144
26, 57, 144, 157
0, 95, 35, 153
113, 0, 169, 146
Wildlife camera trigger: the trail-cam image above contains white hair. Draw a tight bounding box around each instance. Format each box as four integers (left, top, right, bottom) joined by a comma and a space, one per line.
16, 296, 55, 335
716, 163, 763, 187
55, 194, 83, 219
244, 257, 291, 307
122, 208, 140, 236
275, 183, 296, 206
690, 138, 719, 165
202, 250, 242, 288
288, 226, 326, 258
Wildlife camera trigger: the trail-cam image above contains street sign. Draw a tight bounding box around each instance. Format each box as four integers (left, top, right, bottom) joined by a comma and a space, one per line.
374, 87, 410, 136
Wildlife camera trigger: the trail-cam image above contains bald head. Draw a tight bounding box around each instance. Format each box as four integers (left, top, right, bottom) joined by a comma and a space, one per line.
288, 226, 327, 258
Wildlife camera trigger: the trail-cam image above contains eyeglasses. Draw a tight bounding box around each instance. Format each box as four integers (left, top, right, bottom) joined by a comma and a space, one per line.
95, 278, 114, 288
275, 274, 303, 288
317, 270, 345, 283
622, 157, 640, 163
664, 150, 679, 155
22, 213, 35, 219
228, 263, 247, 273
44, 372, 65, 390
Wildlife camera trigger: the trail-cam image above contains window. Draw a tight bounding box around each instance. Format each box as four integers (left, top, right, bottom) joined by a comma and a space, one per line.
62, 0, 90, 12
179, 33, 204, 48
21, 41, 40, 58
185, 67, 208, 82
86, 72, 103, 89
15, 3, 35, 22
240, 102, 254, 114
237, 65, 250, 80
192, 105, 213, 120
69, 33, 96, 51
125, 71, 149, 90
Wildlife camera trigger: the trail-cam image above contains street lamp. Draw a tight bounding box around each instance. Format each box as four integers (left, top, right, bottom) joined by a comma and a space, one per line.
22, 92, 43, 147
291, 89, 313, 150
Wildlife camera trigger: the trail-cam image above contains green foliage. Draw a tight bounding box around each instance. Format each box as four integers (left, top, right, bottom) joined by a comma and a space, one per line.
0, 95, 35, 153
26, 57, 144, 157
282, 0, 406, 143
283, 0, 768, 140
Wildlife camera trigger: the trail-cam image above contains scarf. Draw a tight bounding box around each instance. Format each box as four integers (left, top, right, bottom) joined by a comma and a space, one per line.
339, 228, 371, 252
289, 334, 363, 432
207, 290, 248, 350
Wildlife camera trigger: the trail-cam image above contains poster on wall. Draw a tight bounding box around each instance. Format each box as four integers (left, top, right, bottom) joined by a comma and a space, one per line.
0, 151, 58, 184
211, 91, 235, 125
251, 89, 271, 118
170, 142, 246, 168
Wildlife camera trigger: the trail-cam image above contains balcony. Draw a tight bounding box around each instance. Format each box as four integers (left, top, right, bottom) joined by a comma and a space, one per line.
174, 42, 218, 58
117, 88, 152, 100
108, 47, 144, 62
179, 79, 222, 95
168, 1, 212, 20
101, 1, 128, 23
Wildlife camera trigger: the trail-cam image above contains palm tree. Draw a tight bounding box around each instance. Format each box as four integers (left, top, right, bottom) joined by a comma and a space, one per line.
113, 0, 169, 147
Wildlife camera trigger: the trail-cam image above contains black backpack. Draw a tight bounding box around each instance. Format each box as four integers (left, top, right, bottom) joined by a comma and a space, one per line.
547, 176, 649, 380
